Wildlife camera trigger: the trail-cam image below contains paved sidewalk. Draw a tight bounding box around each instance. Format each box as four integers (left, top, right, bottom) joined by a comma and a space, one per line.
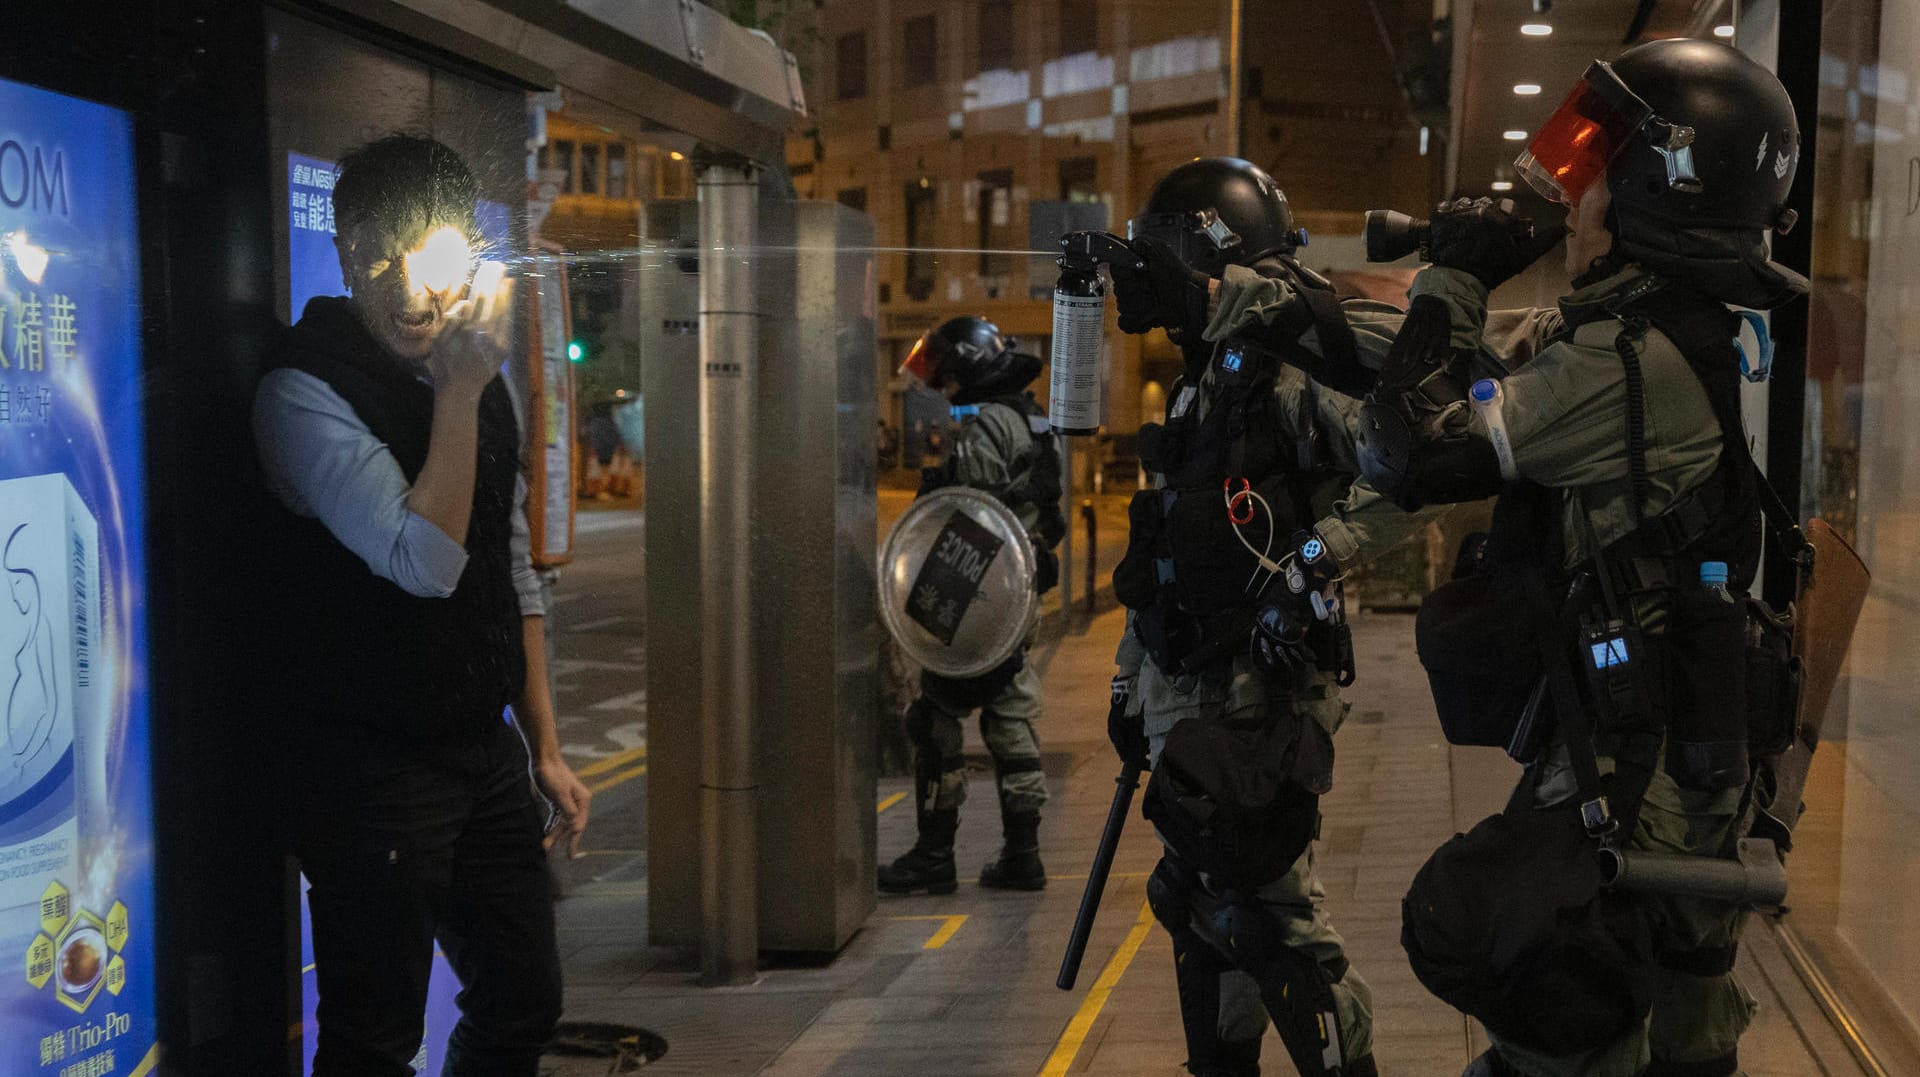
553, 605, 1861, 1076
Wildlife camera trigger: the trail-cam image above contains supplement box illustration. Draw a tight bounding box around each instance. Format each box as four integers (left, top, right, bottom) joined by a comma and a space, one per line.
0, 474, 101, 912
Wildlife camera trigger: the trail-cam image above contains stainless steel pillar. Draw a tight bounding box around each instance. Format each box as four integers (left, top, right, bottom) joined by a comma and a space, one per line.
696, 159, 759, 986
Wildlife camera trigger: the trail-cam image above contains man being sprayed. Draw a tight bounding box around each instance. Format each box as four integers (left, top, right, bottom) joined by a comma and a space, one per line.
254, 135, 590, 1076
1357, 40, 1808, 1077
1103, 157, 1448, 1077
880, 317, 1067, 895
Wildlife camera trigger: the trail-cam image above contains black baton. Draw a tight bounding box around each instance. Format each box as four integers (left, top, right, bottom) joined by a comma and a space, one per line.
1056, 762, 1144, 990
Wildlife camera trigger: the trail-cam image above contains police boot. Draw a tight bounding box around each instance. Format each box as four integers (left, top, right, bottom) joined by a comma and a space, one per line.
878, 808, 958, 895
979, 810, 1046, 890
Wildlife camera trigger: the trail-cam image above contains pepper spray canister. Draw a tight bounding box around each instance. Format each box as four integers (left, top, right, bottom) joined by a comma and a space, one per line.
1049, 271, 1105, 435
1050, 230, 1139, 436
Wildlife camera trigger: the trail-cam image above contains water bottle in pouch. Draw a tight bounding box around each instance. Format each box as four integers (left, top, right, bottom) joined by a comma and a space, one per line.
1469, 378, 1519, 481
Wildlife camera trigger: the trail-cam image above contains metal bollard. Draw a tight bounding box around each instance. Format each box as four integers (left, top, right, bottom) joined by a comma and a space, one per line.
1080, 499, 1097, 615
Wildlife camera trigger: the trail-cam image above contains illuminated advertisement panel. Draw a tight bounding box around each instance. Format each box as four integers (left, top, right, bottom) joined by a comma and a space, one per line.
0, 76, 158, 1076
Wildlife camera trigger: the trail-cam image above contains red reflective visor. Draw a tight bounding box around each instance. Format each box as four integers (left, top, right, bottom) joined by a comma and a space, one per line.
1515, 61, 1654, 206
900, 335, 945, 386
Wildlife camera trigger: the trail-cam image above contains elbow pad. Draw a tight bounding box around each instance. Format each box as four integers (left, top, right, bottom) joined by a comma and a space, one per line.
1356, 401, 1505, 510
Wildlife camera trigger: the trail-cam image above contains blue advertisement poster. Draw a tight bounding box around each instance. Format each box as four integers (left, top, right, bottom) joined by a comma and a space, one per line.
0, 77, 158, 1076
284, 150, 511, 1075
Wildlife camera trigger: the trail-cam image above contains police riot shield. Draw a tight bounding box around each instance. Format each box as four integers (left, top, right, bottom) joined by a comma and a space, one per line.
879, 487, 1038, 677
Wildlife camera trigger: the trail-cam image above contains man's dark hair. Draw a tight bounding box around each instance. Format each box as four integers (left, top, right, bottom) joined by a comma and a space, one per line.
332, 134, 478, 239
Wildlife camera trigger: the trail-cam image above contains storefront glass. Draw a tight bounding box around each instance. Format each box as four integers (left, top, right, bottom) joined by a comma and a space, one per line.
1784, 0, 1920, 1062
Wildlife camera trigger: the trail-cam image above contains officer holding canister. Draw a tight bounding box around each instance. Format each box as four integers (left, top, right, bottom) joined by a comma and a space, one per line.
879, 317, 1068, 895
1353, 40, 1807, 1077
1101, 157, 1448, 1077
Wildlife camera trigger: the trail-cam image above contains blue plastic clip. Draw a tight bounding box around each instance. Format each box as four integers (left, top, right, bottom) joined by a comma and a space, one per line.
949, 404, 981, 420
1732, 310, 1774, 384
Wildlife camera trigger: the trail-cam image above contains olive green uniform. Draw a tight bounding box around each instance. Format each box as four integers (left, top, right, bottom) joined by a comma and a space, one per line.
1114, 277, 1446, 1066
1413, 264, 1753, 1077
916, 400, 1048, 819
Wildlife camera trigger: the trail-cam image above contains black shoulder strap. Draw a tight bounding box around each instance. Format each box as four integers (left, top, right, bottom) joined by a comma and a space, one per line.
1611, 317, 1652, 529
1294, 283, 1372, 397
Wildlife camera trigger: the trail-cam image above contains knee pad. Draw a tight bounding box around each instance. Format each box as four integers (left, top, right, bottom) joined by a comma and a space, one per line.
1232, 918, 1349, 1077
1210, 897, 1284, 970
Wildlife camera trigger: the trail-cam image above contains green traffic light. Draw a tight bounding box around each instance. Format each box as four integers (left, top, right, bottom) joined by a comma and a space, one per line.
567, 340, 585, 362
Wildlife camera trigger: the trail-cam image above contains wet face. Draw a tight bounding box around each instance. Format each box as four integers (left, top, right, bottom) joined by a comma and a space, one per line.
1564, 171, 1615, 279
336, 211, 472, 360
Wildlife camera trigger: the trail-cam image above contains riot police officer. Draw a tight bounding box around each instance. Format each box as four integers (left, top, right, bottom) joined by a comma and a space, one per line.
1354, 40, 1807, 1077
1104, 157, 1435, 1077
880, 317, 1068, 895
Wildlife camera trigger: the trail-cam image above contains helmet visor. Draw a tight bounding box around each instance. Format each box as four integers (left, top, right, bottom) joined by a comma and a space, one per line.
900, 334, 950, 388
1515, 61, 1654, 206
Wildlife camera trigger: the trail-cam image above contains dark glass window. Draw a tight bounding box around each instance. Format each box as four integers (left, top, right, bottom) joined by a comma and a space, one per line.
552, 140, 575, 194
837, 32, 868, 100
606, 143, 627, 199
903, 15, 938, 88
977, 168, 1013, 277
905, 180, 937, 300
977, 1, 1014, 73
580, 143, 600, 195
1059, 0, 1097, 55
1059, 156, 1098, 202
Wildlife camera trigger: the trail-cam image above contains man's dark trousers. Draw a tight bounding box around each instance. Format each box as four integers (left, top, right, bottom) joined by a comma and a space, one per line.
293, 716, 562, 1077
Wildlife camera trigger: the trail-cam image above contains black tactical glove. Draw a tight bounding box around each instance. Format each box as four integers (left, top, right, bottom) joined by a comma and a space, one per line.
1251, 530, 1339, 676
1107, 675, 1149, 769
1110, 235, 1211, 338
1426, 197, 1568, 292
1251, 596, 1316, 676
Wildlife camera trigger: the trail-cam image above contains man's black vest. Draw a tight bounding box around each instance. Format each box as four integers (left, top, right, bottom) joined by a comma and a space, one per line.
265, 296, 526, 743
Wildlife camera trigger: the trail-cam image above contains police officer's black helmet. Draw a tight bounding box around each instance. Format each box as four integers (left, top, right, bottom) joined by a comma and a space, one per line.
1516, 38, 1805, 307
1129, 158, 1308, 277
900, 316, 1041, 403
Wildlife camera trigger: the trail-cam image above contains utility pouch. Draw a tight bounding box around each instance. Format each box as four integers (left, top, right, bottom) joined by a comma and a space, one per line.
1143, 710, 1329, 890
1742, 597, 1801, 757
1113, 489, 1168, 611
1580, 614, 1648, 728
1415, 561, 1543, 747
1660, 588, 1751, 792
1402, 803, 1655, 1052
1136, 593, 1205, 674
1138, 420, 1188, 476
1164, 473, 1296, 615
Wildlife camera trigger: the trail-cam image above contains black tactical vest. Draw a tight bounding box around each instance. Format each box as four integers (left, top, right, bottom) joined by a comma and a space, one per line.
262, 296, 527, 744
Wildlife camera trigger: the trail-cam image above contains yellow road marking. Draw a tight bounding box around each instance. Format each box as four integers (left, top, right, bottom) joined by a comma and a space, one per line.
893, 914, 969, 950
876, 791, 907, 814
1038, 901, 1155, 1077
588, 763, 648, 794
575, 745, 647, 779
